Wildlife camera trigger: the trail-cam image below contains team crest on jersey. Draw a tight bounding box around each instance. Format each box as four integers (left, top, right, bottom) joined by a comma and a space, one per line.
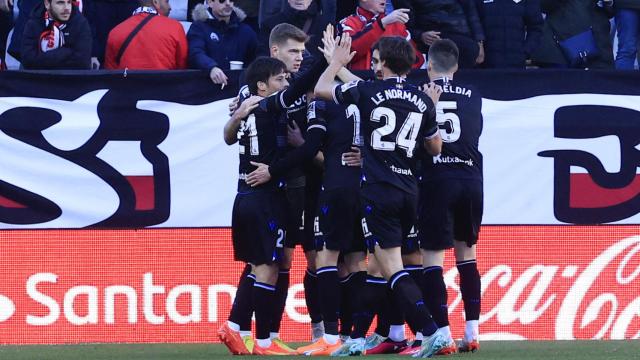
538, 105, 640, 224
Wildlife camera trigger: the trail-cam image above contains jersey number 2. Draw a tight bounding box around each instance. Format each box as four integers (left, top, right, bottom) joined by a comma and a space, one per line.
370, 107, 422, 158
238, 114, 259, 155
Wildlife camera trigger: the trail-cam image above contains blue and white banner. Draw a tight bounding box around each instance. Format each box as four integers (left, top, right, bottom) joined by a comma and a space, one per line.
0, 70, 639, 228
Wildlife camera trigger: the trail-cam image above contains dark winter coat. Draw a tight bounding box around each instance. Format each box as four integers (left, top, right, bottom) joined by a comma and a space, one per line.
475, 0, 544, 68
21, 2, 92, 69
187, 5, 257, 71
614, 0, 640, 10
393, 0, 485, 52
258, 0, 336, 59
531, 0, 614, 68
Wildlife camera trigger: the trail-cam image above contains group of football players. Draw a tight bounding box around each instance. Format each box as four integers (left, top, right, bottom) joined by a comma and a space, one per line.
219, 22, 484, 357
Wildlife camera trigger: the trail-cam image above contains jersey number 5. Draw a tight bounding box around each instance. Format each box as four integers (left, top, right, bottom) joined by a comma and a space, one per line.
370, 106, 422, 158
436, 101, 460, 143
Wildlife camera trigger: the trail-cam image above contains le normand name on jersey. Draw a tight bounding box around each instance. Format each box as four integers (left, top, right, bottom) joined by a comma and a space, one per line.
370, 88, 429, 112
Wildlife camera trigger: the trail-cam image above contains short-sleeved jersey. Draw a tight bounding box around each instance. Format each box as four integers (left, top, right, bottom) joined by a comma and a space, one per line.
306, 100, 362, 190
333, 77, 438, 195
421, 77, 483, 181
237, 91, 289, 192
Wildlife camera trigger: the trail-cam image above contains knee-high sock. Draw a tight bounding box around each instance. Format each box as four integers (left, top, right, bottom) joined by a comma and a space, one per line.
388, 271, 437, 337
270, 269, 290, 334
317, 266, 340, 335
457, 260, 481, 321
253, 282, 276, 340
229, 264, 254, 331
339, 272, 365, 336
351, 275, 385, 339
422, 266, 449, 328
304, 269, 323, 324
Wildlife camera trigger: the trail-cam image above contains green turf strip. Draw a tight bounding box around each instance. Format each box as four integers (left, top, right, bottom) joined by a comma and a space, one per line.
0, 341, 638, 360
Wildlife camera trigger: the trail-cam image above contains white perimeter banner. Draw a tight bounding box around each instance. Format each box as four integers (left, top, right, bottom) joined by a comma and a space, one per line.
0, 71, 639, 228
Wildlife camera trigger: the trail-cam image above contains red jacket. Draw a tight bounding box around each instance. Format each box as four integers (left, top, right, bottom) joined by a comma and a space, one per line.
338, 7, 425, 71
105, 13, 188, 70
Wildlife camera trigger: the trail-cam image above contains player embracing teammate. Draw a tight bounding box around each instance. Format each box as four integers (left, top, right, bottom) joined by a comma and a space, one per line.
220, 21, 484, 357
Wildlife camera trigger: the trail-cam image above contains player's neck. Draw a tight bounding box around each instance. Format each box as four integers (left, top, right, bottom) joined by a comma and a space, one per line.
382, 71, 405, 81
429, 72, 455, 82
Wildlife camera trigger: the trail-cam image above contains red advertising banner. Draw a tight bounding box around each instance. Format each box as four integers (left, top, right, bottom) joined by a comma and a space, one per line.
0, 226, 638, 344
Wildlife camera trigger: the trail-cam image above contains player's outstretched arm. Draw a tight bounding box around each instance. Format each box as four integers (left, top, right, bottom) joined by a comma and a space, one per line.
223, 95, 262, 145
315, 34, 356, 100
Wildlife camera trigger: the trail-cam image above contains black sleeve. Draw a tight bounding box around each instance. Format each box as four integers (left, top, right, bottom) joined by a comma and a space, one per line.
265, 57, 328, 112
268, 101, 328, 178
332, 79, 363, 105
423, 98, 439, 139
269, 128, 325, 178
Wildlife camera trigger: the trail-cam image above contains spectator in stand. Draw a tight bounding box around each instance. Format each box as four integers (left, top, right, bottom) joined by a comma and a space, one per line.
21, 0, 92, 69
392, 0, 485, 68
614, 0, 640, 69
531, 0, 614, 69
0, 0, 12, 70
6, 0, 39, 62
104, 0, 187, 69
338, 0, 424, 70
234, 0, 258, 33
89, 0, 137, 67
259, 0, 335, 59
475, 0, 543, 69
188, 0, 257, 86
336, 0, 357, 20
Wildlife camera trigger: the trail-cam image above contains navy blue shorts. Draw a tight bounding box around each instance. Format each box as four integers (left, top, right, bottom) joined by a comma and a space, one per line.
314, 186, 366, 253
232, 190, 286, 265
418, 178, 483, 250
360, 183, 418, 252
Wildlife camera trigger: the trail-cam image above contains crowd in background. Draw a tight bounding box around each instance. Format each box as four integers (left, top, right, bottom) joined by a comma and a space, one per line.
0, 0, 639, 73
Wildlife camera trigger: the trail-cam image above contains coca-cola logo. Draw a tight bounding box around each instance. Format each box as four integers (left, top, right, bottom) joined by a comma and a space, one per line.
538, 105, 640, 224
445, 235, 640, 340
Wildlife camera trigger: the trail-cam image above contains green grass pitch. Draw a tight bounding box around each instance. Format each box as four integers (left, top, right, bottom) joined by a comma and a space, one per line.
0, 341, 639, 359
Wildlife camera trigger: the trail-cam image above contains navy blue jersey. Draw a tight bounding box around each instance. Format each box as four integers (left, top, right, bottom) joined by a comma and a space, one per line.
237, 92, 289, 192
333, 77, 438, 195
421, 77, 483, 181
307, 100, 362, 190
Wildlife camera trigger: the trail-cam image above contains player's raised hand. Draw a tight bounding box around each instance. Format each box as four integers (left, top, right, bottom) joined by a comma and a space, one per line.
235, 96, 262, 119
319, 24, 337, 64
423, 82, 443, 105
341, 146, 362, 167
246, 162, 271, 187
331, 33, 356, 67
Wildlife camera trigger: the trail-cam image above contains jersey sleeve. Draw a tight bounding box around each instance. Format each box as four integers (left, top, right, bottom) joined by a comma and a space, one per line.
423, 100, 439, 140
268, 101, 328, 179
306, 100, 328, 133
332, 80, 363, 105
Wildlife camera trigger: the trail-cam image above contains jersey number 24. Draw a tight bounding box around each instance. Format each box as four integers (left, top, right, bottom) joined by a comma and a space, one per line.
370, 106, 422, 158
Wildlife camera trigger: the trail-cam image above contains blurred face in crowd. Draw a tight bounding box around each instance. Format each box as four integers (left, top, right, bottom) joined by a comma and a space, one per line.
258, 71, 290, 97
271, 39, 306, 73
371, 49, 385, 79
288, 0, 312, 11
209, 0, 234, 21
45, 0, 72, 22
361, 0, 386, 14
152, 0, 171, 16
